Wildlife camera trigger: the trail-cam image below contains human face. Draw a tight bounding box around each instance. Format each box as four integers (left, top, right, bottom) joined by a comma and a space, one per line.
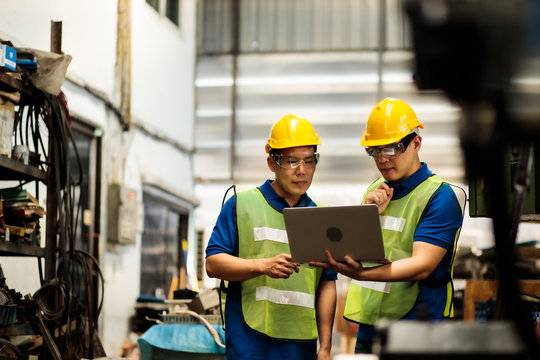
267, 146, 317, 206
369, 135, 422, 183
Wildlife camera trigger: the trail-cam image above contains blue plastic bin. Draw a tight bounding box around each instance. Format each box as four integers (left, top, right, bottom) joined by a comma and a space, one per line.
138, 324, 226, 360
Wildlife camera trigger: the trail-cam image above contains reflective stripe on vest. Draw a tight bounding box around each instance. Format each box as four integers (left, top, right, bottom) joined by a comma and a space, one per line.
236, 188, 322, 340
253, 227, 288, 243
256, 286, 315, 309
344, 175, 451, 325
443, 184, 467, 318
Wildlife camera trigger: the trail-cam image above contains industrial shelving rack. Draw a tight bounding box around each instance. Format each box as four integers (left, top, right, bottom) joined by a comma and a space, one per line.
0, 71, 58, 280
0, 70, 62, 359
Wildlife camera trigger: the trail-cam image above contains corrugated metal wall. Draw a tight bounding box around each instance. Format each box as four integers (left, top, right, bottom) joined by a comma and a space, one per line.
198, 0, 412, 53
194, 0, 464, 184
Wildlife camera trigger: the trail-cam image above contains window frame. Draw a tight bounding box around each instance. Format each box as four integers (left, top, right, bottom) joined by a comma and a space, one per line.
140, 185, 190, 298
146, 0, 181, 28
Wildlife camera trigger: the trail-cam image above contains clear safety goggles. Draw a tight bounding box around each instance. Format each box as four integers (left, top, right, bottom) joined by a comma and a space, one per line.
365, 133, 417, 159
272, 152, 320, 169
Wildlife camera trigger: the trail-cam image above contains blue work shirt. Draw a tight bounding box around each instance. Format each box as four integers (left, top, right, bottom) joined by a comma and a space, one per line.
357, 163, 464, 342
206, 179, 337, 360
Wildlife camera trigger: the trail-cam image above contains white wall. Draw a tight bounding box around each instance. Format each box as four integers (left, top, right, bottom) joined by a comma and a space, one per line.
132, 0, 196, 147
0, 0, 198, 356
0, 0, 118, 97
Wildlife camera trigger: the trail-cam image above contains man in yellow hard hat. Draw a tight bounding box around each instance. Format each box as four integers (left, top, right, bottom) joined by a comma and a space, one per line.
206, 114, 337, 360
310, 98, 466, 353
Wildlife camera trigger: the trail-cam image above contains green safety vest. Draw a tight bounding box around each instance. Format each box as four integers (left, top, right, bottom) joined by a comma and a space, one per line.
344, 175, 465, 325
236, 187, 323, 340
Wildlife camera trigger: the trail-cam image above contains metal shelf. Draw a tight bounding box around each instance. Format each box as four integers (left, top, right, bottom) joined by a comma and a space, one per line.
0, 154, 47, 259
0, 155, 47, 182
0, 72, 49, 259
0, 240, 46, 257
0, 71, 47, 183
0, 71, 40, 99
0, 34, 67, 360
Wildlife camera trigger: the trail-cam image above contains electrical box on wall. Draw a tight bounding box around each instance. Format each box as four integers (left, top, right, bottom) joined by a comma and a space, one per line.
469, 142, 539, 220
107, 183, 139, 245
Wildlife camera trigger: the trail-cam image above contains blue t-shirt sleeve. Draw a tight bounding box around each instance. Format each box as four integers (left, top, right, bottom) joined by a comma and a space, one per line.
321, 269, 338, 281
205, 196, 237, 257
414, 183, 463, 250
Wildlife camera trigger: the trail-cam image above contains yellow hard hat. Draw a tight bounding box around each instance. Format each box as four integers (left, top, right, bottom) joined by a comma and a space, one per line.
265, 114, 321, 153
361, 98, 424, 147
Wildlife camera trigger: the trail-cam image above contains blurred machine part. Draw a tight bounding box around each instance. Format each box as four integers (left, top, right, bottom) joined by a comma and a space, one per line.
469, 142, 539, 219
405, 0, 540, 358
377, 321, 527, 359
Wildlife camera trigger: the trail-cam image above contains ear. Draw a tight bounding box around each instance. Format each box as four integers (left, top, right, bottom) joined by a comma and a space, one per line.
413, 135, 422, 152
267, 156, 277, 173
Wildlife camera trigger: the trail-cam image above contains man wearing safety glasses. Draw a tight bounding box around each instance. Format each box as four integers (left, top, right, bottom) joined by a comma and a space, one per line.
310, 98, 466, 354
206, 115, 337, 360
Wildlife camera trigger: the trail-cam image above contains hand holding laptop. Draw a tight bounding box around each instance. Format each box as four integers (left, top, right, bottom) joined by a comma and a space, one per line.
308, 249, 391, 280
283, 204, 389, 264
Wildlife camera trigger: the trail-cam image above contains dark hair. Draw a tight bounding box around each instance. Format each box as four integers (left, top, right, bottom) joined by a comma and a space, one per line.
400, 133, 417, 151
269, 145, 317, 157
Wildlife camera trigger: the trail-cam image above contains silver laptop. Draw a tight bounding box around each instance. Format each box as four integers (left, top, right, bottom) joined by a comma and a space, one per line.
283, 204, 387, 264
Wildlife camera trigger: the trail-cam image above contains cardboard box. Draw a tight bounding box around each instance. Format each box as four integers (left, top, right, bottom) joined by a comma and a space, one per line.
188, 289, 220, 314
0, 44, 17, 71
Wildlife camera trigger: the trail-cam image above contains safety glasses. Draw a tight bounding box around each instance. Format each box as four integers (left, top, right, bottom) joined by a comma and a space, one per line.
365, 133, 417, 159
272, 152, 319, 169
